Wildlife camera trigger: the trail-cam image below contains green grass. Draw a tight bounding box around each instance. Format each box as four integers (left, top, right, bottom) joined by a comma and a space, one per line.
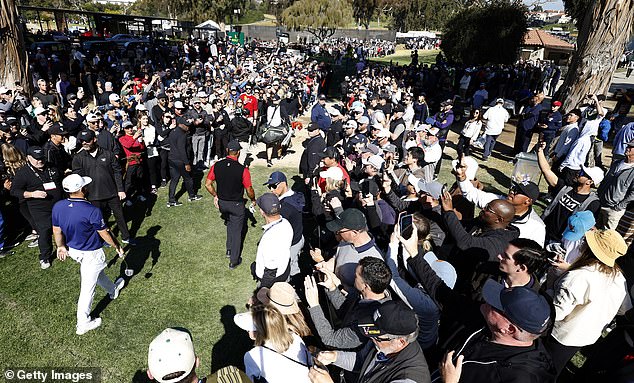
0, 166, 298, 382
371, 48, 440, 66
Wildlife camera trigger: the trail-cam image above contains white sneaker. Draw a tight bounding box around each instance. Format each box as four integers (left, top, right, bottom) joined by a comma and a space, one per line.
110, 278, 125, 300
25, 233, 38, 241
76, 318, 102, 335
40, 260, 51, 270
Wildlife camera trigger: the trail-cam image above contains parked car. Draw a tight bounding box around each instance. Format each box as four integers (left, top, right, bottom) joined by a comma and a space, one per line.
49, 31, 70, 42
81, 40, 119, 58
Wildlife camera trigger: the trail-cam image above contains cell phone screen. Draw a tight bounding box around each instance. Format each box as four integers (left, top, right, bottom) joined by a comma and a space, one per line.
400, 214, 413, 240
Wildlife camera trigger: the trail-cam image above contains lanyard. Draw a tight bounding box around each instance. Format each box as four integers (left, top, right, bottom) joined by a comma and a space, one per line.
28, 164, 53, 184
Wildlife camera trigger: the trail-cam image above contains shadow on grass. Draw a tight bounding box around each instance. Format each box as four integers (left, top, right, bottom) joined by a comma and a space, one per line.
210, 305, 253, 374
92, 225, 162, 319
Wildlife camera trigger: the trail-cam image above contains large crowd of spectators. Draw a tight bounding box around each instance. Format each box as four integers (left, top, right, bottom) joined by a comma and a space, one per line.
1, 29, 634, 383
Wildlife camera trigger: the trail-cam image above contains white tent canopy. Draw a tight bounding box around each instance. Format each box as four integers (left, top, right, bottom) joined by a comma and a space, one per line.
195, 20, 221, 30
396, 31, 438, 38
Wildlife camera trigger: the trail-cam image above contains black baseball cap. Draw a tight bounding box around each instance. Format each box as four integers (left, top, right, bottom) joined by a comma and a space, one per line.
482, 279, 551, 334
307, 122, 320, 132
77, 129, 96, 142
326, 208, 367, 232
393, 104, 405, 113
227, 140, 241, 151
358, 301, 418, 337
48, 124, 69, 136
511, 181, 540, 201
27, 146, 45, 160
318, 146, 339, 159
157, 92, 167, 99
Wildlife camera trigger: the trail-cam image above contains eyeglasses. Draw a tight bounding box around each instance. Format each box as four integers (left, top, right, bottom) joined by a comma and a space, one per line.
336, 228, 352, 235
267, 183, 279, 190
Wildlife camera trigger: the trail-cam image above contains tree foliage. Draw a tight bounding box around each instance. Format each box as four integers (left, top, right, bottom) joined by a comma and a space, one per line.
441, 1, 528, 64
352, 0, 380, 29
385, 0, 463, 32
557, 0, 634, 108
132, 0, 249, 24
280, 0, 352, 41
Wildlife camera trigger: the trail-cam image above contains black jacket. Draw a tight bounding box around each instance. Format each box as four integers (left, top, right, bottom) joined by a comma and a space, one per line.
431, 328, 555, 383
167, 126, 192, 163
352, 339, 431, 383
72, 147, 124, 201
299, 135, 326, 179
10, 164, 63, 211
230, 116, 253, 142
44, 140, 72, 175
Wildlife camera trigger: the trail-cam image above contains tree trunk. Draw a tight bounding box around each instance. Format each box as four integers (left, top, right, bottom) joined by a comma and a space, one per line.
1, 0, 32, 95
557, 0, 634, 110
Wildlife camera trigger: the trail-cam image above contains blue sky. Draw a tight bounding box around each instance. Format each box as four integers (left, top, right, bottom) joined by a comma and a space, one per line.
525, 0, 565, 11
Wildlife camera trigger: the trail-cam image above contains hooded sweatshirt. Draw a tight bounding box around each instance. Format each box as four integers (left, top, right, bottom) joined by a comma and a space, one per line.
280, 189, 305, 245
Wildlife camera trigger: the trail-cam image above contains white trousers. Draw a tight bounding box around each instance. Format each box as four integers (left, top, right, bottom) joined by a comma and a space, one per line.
69, 248, 115, 328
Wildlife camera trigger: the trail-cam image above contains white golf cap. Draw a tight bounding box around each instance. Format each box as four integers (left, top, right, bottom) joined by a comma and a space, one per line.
33, 106, 47, 115
86, 113, 99, 122
407, 174, 421, 193
375, 127, 391, 139
0, 86, 10, 94
319, 166, 344, 181
233, 312, 256, 332
366, 154, 384, 170
135, 104, 148, 111
148, 328, 196, 383
581, 165, 604, 185
108, 93, 120, 102
62, 174, 92, 193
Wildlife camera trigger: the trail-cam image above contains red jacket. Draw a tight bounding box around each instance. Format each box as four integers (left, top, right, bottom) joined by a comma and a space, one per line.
119, 134, 145, 165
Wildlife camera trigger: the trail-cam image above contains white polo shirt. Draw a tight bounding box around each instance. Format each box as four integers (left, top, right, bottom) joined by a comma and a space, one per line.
255, 217, 293, 278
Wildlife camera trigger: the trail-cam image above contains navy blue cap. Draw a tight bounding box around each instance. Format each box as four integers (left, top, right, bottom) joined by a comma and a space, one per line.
264, 171, 287, 186
483, 279, 551, 334
256, 193, 281, 215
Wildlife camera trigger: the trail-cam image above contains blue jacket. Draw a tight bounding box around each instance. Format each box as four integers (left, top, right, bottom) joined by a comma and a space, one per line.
598, 118, 612, 142
311, 103, 332, 131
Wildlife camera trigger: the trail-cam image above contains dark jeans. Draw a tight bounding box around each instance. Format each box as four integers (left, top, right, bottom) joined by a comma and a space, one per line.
434, 128, 450, 176
147, 156, 161, 188
593, 140, 605, 169
214, 132, 228, 159
544, 336, 581, 376
159, 149, 170, 182
218, 199, 247, 264
91, 196, 131, 240
514, 127, 532, 154
168, 160, 195, 203
457, 135, 471, 157
124, 163, 145, 197
30, 207, 53, 262
483, 134, 499, 159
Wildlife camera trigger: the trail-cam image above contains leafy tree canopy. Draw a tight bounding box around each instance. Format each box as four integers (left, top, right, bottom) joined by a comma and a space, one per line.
441, 0, 528, 64
280, 0, 352, 41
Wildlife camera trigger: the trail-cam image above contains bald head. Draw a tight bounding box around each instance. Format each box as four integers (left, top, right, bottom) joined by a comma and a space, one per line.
491, 199, 515, 223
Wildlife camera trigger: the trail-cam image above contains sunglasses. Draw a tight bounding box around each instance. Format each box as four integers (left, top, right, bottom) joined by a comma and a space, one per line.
484, 204, 503, 219
267, 183, 279, 190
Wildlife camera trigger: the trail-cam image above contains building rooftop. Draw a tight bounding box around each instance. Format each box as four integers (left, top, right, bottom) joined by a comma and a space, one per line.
523, 29, 575, 51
